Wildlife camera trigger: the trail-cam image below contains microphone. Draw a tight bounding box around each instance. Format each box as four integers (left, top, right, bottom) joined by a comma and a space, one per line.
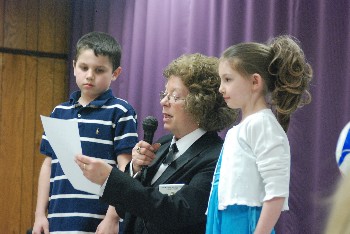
142, 116, 158, 144
140, 116, 158, 171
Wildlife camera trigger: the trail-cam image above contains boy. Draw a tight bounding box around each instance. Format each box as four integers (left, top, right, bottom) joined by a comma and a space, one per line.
32, 32, 138, 233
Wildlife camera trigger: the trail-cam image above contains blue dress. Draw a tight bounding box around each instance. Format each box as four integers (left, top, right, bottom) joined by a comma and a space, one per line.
206, 150, 275, 234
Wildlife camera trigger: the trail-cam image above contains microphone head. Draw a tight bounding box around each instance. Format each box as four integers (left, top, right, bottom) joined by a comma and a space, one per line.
142, 116, 158, 144
142, 116, 158, 132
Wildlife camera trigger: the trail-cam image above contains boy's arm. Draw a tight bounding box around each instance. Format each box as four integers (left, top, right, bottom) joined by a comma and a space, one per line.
254, 197, 285, 234
96, 153, 131, 233
96, 206, 120, 234
116, 153, 132, 172
32, 156, 51, 234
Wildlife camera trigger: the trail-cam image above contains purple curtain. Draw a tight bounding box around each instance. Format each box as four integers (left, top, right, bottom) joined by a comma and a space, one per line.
68, 0, 350, 233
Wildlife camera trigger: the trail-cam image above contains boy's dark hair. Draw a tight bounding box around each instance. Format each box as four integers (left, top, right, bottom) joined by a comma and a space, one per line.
75, 31, 122, 71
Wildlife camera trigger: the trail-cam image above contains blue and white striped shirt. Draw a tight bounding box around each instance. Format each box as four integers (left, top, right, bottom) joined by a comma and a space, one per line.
40, 89, 138, 233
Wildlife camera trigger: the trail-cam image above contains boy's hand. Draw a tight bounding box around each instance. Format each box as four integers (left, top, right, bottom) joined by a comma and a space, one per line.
32, 215, 49, 234
96, 216, 119, 234
75, 154, 112, 185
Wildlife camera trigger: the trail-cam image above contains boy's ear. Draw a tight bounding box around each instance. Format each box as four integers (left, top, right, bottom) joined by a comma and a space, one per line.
72, 60, 76, 75
112, 67, 122, 80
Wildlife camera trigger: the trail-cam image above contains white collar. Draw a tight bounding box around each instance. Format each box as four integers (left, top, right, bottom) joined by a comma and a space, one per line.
171, 128, 206, 157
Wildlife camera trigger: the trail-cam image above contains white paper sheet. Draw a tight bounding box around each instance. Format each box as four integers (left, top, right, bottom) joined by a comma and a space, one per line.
40, 115, 100, 195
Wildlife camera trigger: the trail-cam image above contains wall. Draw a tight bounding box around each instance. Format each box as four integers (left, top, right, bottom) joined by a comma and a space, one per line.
0, 0, 71, 233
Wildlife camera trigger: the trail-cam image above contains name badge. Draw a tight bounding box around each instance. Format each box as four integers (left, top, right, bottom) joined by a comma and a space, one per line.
159, 184, 184, 195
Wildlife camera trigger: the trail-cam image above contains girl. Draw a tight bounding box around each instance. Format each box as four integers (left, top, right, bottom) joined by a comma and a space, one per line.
206, 35, 313, 234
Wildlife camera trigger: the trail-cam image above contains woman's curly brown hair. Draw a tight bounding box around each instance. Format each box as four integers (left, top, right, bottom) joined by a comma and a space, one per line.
163, 53, 237, 132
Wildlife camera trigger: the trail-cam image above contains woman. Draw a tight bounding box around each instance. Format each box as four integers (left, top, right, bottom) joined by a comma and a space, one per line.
75, 53, 237, 234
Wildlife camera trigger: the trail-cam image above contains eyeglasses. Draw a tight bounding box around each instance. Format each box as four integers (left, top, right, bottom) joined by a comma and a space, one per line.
159, 91, 186, 103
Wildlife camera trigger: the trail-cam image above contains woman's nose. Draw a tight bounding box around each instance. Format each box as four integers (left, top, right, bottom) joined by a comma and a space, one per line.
160, 96, 169, 106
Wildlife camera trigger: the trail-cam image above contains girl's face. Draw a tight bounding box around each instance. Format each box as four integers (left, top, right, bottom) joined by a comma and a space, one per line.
73, 49, 120, 104
160, 76, 198, 139
218, 60, 254, 110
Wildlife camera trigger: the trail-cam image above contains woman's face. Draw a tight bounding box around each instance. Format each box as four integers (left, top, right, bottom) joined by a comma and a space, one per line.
160, 76, 198, 139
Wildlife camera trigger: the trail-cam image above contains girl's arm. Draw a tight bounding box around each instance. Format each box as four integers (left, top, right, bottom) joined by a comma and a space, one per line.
254, 197, 285, 234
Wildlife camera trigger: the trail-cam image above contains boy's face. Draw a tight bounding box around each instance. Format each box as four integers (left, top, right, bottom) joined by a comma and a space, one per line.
73, 49, 120, 103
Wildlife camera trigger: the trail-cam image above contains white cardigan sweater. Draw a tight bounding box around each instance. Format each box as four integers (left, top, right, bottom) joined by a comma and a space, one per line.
218, 109, 290, 211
